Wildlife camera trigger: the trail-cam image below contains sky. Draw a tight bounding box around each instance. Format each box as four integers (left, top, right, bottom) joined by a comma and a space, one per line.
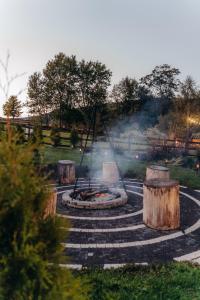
0, 0, 200, 116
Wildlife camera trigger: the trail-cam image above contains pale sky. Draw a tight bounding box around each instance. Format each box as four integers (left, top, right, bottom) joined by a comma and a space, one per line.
0, 0, 200, 116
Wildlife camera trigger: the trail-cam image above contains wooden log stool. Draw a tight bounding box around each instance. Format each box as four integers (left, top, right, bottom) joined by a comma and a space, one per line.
146, 165, 170, 180
44, 188, 57, 218
102, 161, 120, 184
143, 179, 180, 230
58, 160, 75, 184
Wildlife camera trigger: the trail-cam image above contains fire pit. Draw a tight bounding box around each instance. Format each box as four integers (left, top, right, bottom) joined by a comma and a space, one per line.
62, 186, 128, 209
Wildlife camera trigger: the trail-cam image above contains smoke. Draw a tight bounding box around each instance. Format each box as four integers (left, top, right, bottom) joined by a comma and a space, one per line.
87, 143, 116, 180
85, 98, 168, 182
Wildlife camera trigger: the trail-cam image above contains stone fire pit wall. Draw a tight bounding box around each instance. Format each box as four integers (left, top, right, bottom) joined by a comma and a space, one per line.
62, 188, 128, 209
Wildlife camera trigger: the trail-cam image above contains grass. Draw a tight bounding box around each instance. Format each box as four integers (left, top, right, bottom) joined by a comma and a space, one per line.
77, 263, 200, 300
170, 166, 200, 189
41, 145, 82, 164
43, 130, 70, 138
41, 146, 200, 189
120, 159, 200, 189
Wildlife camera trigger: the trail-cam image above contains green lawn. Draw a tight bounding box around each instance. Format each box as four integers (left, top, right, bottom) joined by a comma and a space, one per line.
41, 145, 82, 164
43, 129, 70, 138
170, 166, 200, 189
77, 263, 200, 300
119, 159, 200, 189
41, 146, 200, 189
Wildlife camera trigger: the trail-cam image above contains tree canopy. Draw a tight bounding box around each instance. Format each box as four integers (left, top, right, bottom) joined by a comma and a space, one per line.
26, 55, 200, 140
27, 53, 111, 127
140, 64, 180, 99
110, 77, 140, 116
3, 95, 22, 119
158, 76, 200, 139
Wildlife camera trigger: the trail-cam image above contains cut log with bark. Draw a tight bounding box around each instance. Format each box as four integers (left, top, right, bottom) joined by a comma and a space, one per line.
44, 189, 57, 218
58, 160, 75, 184
102, 161, 119, 184
146, 165, 169, 180
143, 179, 180, 230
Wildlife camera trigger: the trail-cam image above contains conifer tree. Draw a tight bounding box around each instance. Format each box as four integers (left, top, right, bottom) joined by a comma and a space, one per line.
0, 124, 88, 300
3, 95, 22, 119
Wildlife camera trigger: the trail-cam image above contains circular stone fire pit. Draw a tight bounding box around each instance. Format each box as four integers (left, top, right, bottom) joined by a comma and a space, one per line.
62, 187, 128, 209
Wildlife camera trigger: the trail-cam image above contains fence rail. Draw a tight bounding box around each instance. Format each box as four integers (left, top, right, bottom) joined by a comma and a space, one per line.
0, 120, 199, 154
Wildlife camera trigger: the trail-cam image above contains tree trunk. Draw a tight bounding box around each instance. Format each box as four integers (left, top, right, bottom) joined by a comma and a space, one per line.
143, 179, 180, 230
44, 189, 57, 218
102, 162, 119, 184
58, 160, 75, 184
59, 102, 62, 128
146, 165, 169, 180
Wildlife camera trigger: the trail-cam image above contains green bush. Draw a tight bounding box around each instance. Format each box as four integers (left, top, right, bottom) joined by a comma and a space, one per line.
30, 125, 43, 144
0, 126, 88, 300
50, 127, 61, 147
182, 156, 196, 169
170, 166, 200, 189
0, 123, 5, 133
70, 129, 79, 148
15, 124, 26, 144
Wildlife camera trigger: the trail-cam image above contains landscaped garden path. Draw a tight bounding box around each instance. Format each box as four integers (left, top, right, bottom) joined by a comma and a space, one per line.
56, 179, 200, 269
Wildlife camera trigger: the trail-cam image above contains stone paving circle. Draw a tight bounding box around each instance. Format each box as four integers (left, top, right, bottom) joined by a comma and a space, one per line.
56, 178, 200, 269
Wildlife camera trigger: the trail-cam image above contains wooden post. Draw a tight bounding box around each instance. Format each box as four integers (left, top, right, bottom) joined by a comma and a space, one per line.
128, 135, 131, 152
143, 179, 180, 230
102, 162, 119, 184
146, 165, 169, 180
44, 189, 57, 218
58, 160, 75, 184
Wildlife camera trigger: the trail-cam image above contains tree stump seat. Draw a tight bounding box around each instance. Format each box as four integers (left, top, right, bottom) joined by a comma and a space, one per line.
102, 162, 120, 184
58, 160, 75, 184
44, 189, 57, 218
146, 165, 169, 180
143, 179, 180, 230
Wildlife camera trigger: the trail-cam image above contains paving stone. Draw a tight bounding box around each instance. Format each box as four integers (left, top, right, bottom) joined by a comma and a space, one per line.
57, 179, 200, 266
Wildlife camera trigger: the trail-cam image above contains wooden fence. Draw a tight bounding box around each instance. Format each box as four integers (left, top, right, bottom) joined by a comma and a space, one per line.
0, 119, 199, 155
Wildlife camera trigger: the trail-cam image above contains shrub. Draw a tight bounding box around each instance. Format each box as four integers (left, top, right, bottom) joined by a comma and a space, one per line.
30, 125, 43, 144
0, 126, 88, 299
50, 127, 61, 147
182, 156, 195, 169
70, 129, 79, 148
0, 123, 4, 132
15, 124, 26, 144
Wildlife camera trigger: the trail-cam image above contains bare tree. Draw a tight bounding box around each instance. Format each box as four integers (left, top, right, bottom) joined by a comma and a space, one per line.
0, 51, 25, 115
